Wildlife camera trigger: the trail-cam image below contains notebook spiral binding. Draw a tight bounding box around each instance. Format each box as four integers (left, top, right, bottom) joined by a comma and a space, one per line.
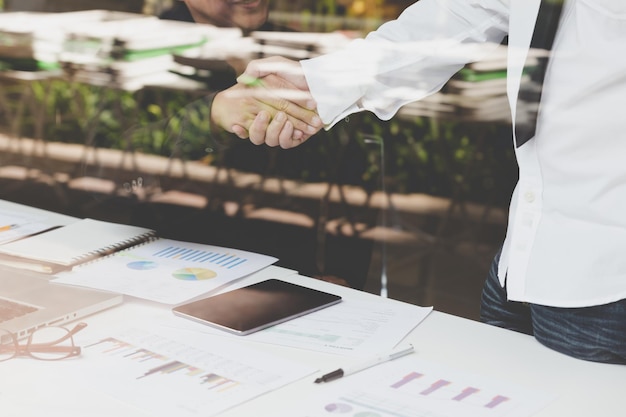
71, 232, 158, 267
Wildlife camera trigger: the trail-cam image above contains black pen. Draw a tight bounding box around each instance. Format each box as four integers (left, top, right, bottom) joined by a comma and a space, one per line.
314, 344, 414, 383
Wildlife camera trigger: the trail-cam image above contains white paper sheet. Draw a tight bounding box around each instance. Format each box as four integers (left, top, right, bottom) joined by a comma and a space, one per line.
53, 238, 278, 304
275, 355, 554, 417
168, 297, 433, 357
0, 208, 50, 244
0, 218, 154, 264
68, 325, 316, 417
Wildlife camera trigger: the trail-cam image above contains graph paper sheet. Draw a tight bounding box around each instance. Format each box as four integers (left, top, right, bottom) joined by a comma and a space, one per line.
276, 355, 554, 417
53, 238, 278, 304
70, 325, 316, 417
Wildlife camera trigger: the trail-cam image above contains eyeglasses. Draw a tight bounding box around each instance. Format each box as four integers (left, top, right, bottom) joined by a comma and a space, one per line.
0, 322, 87, 361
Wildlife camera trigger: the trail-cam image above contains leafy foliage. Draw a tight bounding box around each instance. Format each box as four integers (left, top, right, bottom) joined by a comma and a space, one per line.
3, 78, 518, 207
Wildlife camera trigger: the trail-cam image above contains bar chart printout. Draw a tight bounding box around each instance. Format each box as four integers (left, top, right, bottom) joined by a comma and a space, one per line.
77, 327, 315, 417
53, 238, 278, 304
276, 357, 552, 417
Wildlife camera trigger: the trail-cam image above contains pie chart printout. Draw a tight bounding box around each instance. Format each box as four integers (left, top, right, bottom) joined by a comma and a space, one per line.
172, 267, 217, 281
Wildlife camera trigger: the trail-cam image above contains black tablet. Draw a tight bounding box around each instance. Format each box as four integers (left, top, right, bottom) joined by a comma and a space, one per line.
172, 279, 342, 335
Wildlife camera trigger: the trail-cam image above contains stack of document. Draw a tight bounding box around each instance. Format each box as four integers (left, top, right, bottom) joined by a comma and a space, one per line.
0, 10, 141, 72
59, 17, 220, 90
400, 44, 546, 123
249, 31, 355, 60
172, 30, 353, 88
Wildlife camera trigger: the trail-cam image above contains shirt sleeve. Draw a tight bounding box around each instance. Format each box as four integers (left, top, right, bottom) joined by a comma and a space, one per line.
301, 0, 510, 128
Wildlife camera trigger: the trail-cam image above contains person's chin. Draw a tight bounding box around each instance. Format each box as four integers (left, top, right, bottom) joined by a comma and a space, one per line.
232, 11, 268, 31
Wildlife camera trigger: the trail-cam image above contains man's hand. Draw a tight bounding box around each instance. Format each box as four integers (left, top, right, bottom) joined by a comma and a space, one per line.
240, 56, 309, 91
231, 57, 322, 148
211, 71, 322, 148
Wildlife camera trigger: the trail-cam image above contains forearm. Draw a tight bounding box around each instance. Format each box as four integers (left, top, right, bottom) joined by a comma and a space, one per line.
302, 0, 510, 127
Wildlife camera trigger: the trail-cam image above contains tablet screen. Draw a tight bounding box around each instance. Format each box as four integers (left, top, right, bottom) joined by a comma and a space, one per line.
172, 279, 342, 335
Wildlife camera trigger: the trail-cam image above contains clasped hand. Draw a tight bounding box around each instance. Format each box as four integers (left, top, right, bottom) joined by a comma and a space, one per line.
211, 57, 323, 149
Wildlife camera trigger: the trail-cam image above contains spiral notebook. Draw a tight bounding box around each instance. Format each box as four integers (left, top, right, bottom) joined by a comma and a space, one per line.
0, 218, 155, 273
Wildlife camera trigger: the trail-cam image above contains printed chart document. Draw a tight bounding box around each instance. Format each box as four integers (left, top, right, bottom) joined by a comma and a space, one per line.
0, 208, 55, 245
0, 218, 155, 265
168, 297, 433, 357
68, 325, 316, 417
248, 299, 432, 356
53, 238, 277, 304
275, 355, 553, 417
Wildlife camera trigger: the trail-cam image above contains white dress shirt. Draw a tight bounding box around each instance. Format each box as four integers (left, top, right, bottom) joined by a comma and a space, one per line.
301, 0, 626, 308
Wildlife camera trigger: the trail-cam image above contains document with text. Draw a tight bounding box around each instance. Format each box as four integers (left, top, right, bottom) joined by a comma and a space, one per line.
0, 208, 52, 245
168, 297, 433, 357
66, 325, 316, 417
53, 238, 278, 304
275, 355, 553, 417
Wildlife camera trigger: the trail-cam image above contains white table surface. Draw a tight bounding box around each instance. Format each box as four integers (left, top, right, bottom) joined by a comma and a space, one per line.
1, 199, 624, 416
1, 267, 624, 417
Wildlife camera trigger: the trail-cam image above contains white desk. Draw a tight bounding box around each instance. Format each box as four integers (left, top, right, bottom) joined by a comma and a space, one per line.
1, 269, 624, 417
0, 199, 624, 417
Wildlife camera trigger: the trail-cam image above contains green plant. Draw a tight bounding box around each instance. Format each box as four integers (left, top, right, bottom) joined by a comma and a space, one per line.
7, 78, 517, 207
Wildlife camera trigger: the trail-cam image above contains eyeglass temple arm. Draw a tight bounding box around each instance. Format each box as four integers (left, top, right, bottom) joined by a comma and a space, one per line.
28, 322, 88, 346
16, 344, 81, 355
14, 322, 89, 355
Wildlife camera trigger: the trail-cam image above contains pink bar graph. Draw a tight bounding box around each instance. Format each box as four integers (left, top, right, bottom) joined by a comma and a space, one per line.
420, 379, 451, 395
453, 387, 480, 401
485, 395, 510, 409
391, 372, 423, 389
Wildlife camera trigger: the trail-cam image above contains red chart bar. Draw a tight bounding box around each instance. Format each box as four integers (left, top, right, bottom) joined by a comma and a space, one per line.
453, 387, 480, 401
485, 395, 510, 409
420, 379, 451, 395
390, 372, 423, 389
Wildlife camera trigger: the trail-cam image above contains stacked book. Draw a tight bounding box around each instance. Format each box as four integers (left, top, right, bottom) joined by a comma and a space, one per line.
172, 30, 354, 85
59, 16, 222, 90
249, 31, 356, 59
0, 10, 141, 72
399, 44, 546, 124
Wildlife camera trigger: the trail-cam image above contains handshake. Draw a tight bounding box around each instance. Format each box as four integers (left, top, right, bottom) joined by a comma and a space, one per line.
211, 57, 324, 149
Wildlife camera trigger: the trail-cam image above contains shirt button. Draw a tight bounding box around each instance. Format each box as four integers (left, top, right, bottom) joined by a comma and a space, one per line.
524, 191, 535, 203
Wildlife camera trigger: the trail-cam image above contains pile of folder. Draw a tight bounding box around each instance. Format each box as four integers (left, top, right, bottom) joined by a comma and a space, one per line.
171, 30, 353, 88
0, 10, 140, 72
399, 44, 545, 123
59, 15, 220, 90
0, 9, 233, 90
249, 31, 355, 60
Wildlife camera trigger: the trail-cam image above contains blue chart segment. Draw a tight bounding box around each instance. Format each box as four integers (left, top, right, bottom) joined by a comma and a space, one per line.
152, 246, 248, 269
127, 261, 159, 270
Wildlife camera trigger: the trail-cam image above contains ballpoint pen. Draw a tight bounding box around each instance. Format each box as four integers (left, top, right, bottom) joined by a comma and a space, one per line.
314, 344, 414, 383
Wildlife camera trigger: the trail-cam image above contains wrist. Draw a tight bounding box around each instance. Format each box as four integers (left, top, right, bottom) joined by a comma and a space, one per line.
209, 92, 227, 133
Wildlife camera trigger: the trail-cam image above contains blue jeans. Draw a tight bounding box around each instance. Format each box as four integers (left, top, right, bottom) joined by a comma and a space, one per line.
480, 250, 626, 364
